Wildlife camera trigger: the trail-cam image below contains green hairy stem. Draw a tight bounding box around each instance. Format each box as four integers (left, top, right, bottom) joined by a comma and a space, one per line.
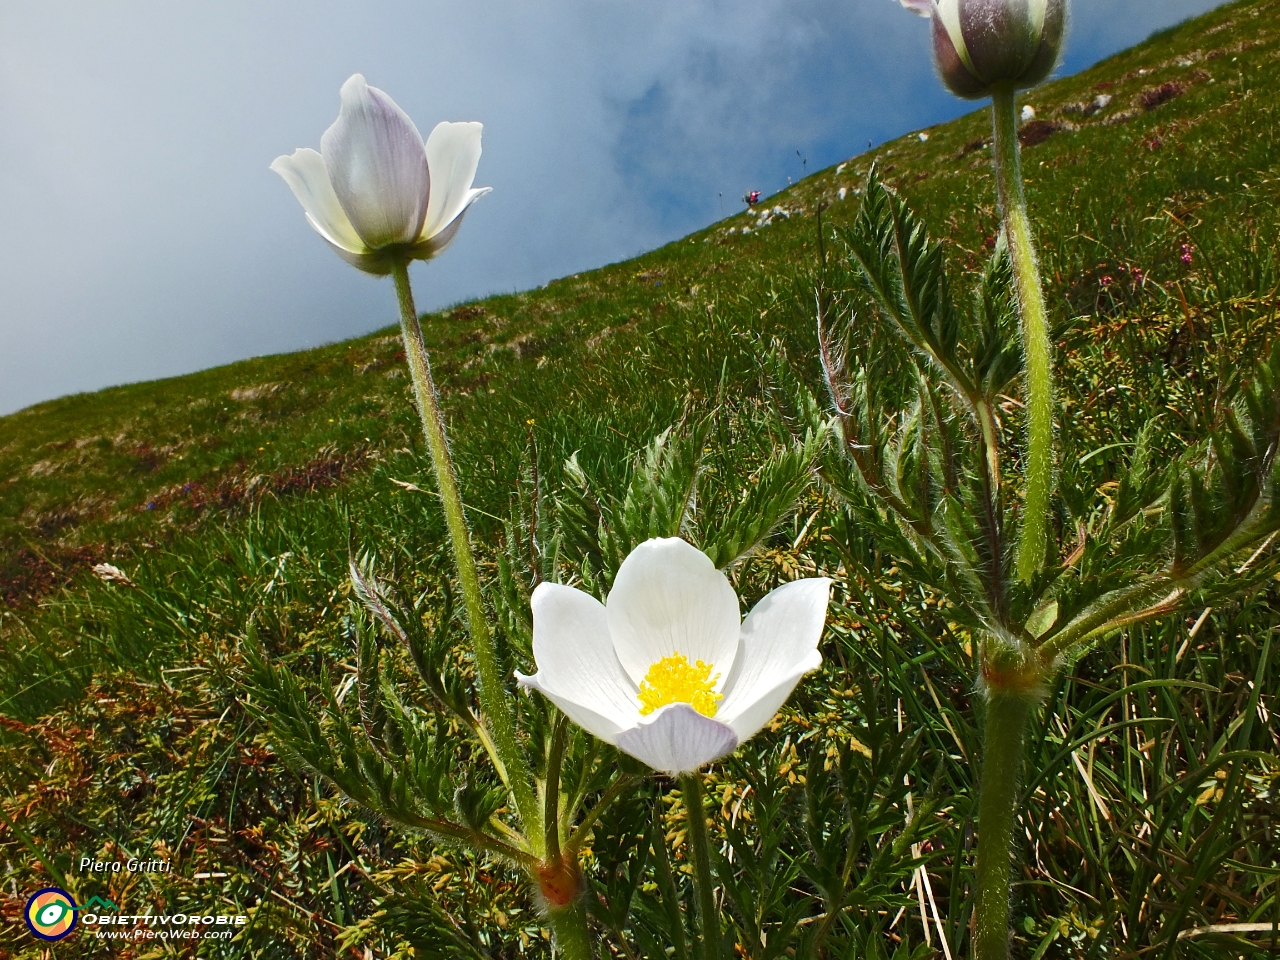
991, 88, 1055, 583
547, 900, 593, 960
680, 773, 720, 960
390, 261, 541, 839
973, 688, 1035, 960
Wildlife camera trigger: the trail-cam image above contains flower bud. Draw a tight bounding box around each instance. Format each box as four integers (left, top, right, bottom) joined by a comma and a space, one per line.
899, 0, 1066, 100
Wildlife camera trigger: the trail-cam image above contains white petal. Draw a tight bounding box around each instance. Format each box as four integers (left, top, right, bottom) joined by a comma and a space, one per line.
410, 187, 491, 261
269, 148, 365, 254
321, 74, 430, 249
718, 578, 831, 742
897, 0, 936, 16
523, 582, 640, 735
719, 655, 821, 747
606, 538, 741, 688
422, 121, 488, 241
1029, 0, 1048, 39
516, 671, 631, 745
615, 704, 739, 775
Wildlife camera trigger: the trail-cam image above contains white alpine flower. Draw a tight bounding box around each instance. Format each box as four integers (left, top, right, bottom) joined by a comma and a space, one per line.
516, 538, 831, 776
271, 74, 491, 275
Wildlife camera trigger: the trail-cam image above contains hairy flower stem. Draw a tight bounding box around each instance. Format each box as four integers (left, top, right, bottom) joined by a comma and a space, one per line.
546, 901, 593, 960
391, 261, 540, 837
973, 689, 1035, 960
991, 88, 1054, 582
679, 773, 720, 960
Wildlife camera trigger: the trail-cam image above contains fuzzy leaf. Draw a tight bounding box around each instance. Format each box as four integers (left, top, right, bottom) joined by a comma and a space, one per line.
700, 427, 825, 568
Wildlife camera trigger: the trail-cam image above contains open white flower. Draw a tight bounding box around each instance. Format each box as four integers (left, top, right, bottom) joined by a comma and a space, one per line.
516, 538, 831, 776
271, 74, 491, 275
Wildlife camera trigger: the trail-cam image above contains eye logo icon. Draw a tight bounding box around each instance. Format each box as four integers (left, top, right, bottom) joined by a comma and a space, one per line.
25, 887, 78, 941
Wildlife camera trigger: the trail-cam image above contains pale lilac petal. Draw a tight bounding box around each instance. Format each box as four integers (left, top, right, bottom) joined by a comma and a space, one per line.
422, 121, 488, 241
1022, 0, 1066, 88
321, 74, 430, 248
933, 12, 986, 97
718, 578, 830, 742
522, 582, 640, 732
269, 148, 364, 254
606, 538, 741, 689
937, 0, 978, 76
957, 0, 1048, 82
320, 240, 396, 275
897, 0, 936, 15
615, 705, 739, 775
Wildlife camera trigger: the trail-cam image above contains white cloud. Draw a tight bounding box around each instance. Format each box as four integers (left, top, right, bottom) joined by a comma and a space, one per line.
0, 0, 1225, 414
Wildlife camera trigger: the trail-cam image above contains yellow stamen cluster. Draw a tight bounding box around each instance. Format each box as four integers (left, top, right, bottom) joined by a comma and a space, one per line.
637, 653, 721, 717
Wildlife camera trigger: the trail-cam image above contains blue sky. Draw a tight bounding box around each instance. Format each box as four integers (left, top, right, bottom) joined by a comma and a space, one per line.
0, 0, 1225, 414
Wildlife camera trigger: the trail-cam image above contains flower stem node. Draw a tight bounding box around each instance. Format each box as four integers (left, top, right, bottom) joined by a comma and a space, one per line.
271, 74, 491, 275
517, 538, 831, 777
978, 646, 1048, 699
898, 0, 1066, 99
535, 855, 584, 909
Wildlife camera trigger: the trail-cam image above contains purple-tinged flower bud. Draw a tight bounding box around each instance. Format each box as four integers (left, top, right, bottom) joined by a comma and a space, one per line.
898, 0, 1066, 100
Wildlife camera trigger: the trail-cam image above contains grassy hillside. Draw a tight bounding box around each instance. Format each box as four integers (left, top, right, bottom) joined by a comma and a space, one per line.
6, 0, 1278, 610
2, 1, 1279, 956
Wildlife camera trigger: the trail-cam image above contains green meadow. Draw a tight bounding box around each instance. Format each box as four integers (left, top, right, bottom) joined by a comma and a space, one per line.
2, 1, 1278, 955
